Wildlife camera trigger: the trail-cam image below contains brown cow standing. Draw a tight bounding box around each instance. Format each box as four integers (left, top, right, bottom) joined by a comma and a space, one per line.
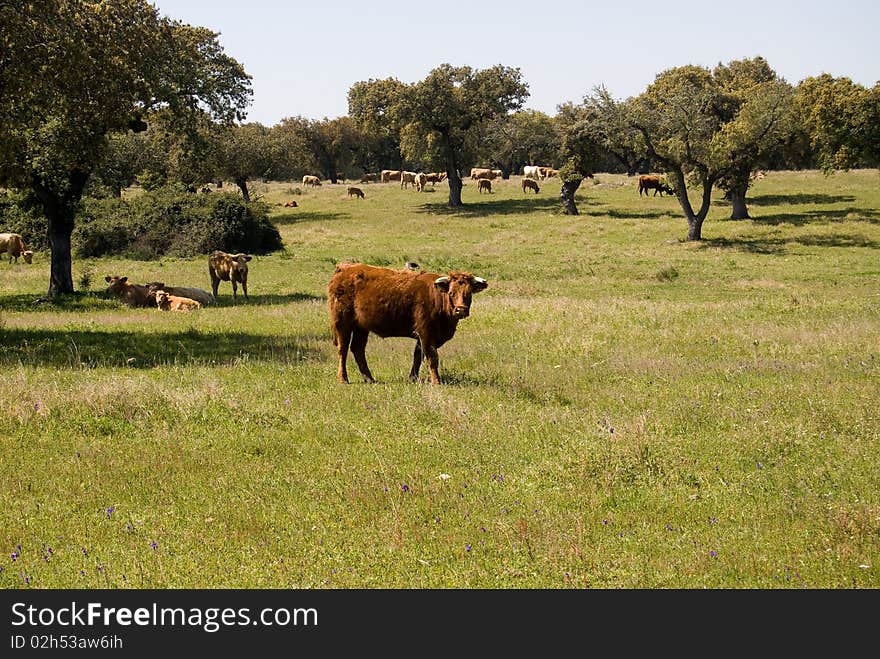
638, 175, 675, 197
209, 251, 252, 301
0, 232, 33, 264
327, 263, 488, 384
477, 179, 492, 194
347, 186, 365, 198
522, 178, 540, 194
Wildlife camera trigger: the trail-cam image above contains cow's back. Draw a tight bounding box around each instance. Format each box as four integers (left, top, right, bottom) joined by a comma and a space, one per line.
329, 264, 438, 339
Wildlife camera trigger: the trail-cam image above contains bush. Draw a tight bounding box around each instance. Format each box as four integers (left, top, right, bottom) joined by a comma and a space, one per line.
73, 185, 283, 259
0, 192, 48, 251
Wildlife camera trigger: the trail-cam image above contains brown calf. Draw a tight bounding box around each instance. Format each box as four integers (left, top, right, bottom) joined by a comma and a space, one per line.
638, 175, 675, 197
208, 251, 252, 301
347, 186, 365, 198
328, 263, 488, 384
522, 178, 540, 194
477, 178, 492, 194
146, 282, 215, 306
154, 290, 202, 311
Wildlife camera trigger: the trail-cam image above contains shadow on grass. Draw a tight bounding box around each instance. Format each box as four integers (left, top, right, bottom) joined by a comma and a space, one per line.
701, 233, 880, 254
0, 326, 324, 369
416, 197, 560, 217
0, 291, 325, 313
748, 193, 857, 206
587, 207, 670, 220
270, 210, 351, 226
749, 207, 880, 226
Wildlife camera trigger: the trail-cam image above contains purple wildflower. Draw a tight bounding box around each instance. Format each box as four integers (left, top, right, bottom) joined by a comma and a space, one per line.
757, 462, 763, 469
11, 552, 18, 561
465, 544, 471, 552
480, 527, 486, 533
709, 517, 718, 525
401, 484, 409, 492
710, 550, 717, 558
602, 519, 609, 525
34, 402, 39, 411
82, 548, 88, 556
666, 524, 673, 531
150, 541, 157, 550
106, 507, 114, 518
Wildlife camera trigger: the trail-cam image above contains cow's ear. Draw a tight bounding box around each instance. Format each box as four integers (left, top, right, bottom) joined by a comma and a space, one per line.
434, 276, 450, 291
120, 277, 127, 283
244, 255, 253, 262
472, 277, 488, 292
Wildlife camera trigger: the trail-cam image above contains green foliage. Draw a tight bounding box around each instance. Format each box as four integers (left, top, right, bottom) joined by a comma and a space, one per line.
73, 186, 282, 259
0, 192, 48, 250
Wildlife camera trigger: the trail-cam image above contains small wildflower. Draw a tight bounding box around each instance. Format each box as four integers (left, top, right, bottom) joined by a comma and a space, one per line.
34, 402, 39, 411
47, 547, 53, 554
97, 564, 103, 572
480, 527, 486, 533
401, 484, 409, 492
666, 524, 673, 531
609, 427, 614, 433
82, 548, 88, 556
11, 552, 18, 561
602, 519, 609, 525
757, 462, 763, 469
106, 507, 114, 518
150, 541, 157, 550
284, 398, 290, 405
437, 473, 451, 480
709, 517, 718, 525
710, 550, 718, 558
465, 544, 471, 552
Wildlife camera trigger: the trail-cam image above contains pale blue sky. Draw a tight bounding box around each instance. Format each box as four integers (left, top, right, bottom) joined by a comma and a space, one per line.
150, 0, 879, 126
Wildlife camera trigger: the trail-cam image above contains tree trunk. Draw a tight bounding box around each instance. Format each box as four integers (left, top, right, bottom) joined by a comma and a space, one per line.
729, 185, 750, 220
560, 179, 582, 215
234, 178, 251, 202
668, 169, 712, 241
48, 216, 75, 296
440, 130, 463, 207
686, 214, 704, 241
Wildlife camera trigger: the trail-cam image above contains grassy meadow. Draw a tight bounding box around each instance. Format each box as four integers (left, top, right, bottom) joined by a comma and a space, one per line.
1, 170, 878, 588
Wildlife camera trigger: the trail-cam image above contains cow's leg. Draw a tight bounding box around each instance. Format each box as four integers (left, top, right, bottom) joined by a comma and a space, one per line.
332, 322, 352, 383
409, 340, 423, 382
241, 278, 248, 299
349, 327, 375, 383
422, 342, 442, 384
231, 279, 238, 302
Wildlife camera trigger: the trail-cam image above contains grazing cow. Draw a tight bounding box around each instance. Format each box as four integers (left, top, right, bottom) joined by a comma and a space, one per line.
328, 263, 488, 384
283, 200, 298, 207
424, 172, 446, 186
105, 276, 154, 308
540, 167, 559, 179
336, 172, 346, 183
477, 178, 492, 194
380, 169, 402, 183
400, 171, 418, 189
302, 175, 322, 187
359, 173, 379, 183
154, 290, 202, 311
638, 175, 675, 197
522, 178, 540, 194
523, 165, 542, 181
347, 186, 365, 199
208, 251, 252, 301
470, 167, 503, 180
415, 172, 428, 192
145, 282, 215, 306
0, 233, 33, 264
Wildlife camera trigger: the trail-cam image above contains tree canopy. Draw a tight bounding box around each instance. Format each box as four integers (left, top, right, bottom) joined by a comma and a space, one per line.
0, 0, 252, 296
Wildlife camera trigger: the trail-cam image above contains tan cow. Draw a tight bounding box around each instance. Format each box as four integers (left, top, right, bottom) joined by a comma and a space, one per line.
415, 172, 428, 192
523, 165, 542, 181
477, 178, 492, 194
400, 171, 418, 189
522, 178, 540, 194
208, 251, 252, 301
471, 167, 502, 180
105, 276, 154, 308
381, 169, 402, 183
540, 167, 559, 179
302, 175, 322, 187
0, 233, 33, 264
347, 186, 365, 198
424, 172, 446, 186
145, 282, 215, 306
154, 290, 202, 311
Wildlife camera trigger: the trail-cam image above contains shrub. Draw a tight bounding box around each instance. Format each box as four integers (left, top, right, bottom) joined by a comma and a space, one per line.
0, 192, 49, 251
72, 185, 283, 259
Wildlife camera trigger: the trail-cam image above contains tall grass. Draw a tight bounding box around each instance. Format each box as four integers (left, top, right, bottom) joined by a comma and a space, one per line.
1, 170, 878, 588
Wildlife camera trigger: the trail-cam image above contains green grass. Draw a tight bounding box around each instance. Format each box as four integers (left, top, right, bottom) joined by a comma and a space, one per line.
1, 170, 878, 588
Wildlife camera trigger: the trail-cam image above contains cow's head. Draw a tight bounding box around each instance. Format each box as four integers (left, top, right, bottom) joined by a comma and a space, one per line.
23, 250, 33, 264
233, 254, 252, 271
154, 290, 170, 309
434, 272, 488, 319
105, 275, 127, 295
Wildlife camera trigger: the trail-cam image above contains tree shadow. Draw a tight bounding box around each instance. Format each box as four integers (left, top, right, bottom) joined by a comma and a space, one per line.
0, 327, 324, 369
750, 208, 880, 226
270, 210, 351, 226
748, 193, 857, 206
211, 292, 325, 307
701, 232, 880, 254
587, 208, 670, 220
417, 198, 560, 217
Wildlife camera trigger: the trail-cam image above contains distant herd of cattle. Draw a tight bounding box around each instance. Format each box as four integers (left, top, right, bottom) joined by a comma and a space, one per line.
3, 169, 679, 383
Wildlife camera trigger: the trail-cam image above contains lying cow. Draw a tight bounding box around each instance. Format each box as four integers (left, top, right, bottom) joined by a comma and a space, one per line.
154, 289, 202, 311
208, 251, 252, 301
477, 179, 492, 194
283, 200, 298, 207
105, 275, 154, 308
522, 178, 540, 194
145, 282, 215, 306
328, 263, 488, 384
347, 186, 365, 198
0, 232, 33, 264
638, 174, 675, 197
